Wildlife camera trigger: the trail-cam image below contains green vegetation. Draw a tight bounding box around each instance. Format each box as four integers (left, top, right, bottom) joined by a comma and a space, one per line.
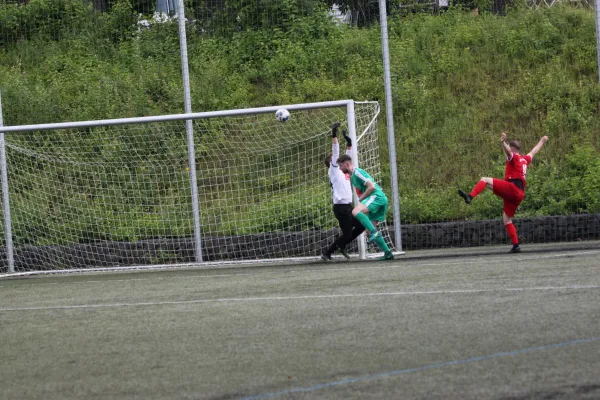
390, 7, 600, 223
0, 1, 599, 246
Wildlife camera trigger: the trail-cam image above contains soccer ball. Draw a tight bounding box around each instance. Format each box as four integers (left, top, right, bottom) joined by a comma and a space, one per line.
275, 108, 290, 123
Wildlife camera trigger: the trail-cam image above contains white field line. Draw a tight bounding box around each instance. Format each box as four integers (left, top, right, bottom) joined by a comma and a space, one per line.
80, 273, 251, 283
1, 272, 253, 286
0, 252, 405, 278
2, 247, 598, 280
1, 250, 599, 286
1, 285, 599, 312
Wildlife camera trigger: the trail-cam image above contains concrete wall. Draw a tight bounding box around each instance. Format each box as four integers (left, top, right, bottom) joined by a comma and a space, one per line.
399, 213, 600, 250
2, 214, 599, 271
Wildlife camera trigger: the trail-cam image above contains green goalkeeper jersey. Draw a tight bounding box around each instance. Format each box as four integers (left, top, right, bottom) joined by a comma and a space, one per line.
351, 168, 387, 199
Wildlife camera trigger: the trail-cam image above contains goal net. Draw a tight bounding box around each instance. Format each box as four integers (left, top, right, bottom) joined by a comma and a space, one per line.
0, 100, 394, 274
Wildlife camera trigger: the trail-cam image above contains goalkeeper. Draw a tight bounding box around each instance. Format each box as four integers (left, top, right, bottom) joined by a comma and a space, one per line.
337, 154, 394, 261
321, 123, 365, 261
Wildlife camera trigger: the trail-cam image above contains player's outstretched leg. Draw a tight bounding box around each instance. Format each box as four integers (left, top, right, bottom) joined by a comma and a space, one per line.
459, 178, 492, 204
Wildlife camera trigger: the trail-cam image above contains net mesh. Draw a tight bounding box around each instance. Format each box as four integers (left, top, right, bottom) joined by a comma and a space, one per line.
0, 101, 391, 272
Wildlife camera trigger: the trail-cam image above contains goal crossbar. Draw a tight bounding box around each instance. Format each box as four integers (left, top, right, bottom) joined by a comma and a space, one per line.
0, 100, 355, 133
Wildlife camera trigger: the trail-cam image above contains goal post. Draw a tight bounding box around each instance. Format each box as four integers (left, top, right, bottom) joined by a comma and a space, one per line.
0, 100, 398, 274
346, 100, 367, 260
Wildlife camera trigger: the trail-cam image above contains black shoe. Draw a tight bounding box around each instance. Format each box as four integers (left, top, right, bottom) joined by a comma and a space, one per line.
509, 244, 521, 253
458, 189, 472, 204
339, 248, 351, 259
321, 252, 332, 261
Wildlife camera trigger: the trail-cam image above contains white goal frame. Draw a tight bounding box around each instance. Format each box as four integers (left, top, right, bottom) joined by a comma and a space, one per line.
0, 99, 401, 276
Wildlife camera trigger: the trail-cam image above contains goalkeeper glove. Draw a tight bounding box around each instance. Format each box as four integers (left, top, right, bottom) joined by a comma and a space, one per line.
343, 130, 352, 146
331, 122, 341, 138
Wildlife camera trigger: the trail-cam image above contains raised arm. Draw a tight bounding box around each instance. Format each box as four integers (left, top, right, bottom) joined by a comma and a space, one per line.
527, 136, 549, 159
330, 123, 341, 167
500, 132, 513, 160
343, 129, 352, 156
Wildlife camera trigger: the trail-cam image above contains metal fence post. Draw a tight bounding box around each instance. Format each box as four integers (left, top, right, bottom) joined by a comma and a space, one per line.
595, 0, 600, 82
347, 101, 367, 260
177, 0, 202, 262
379, 0, 403, 251
0, 91, 15, 273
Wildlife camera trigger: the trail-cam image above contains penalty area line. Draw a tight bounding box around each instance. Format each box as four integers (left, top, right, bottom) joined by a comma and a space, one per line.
240, 337, 600, 400
1, 285, 599, 312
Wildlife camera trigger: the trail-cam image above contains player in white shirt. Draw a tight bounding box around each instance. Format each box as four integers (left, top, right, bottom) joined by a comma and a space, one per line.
321, 123, 365, 261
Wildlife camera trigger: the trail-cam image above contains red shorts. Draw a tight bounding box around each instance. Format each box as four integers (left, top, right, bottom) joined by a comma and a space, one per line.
492, 178, 525, 218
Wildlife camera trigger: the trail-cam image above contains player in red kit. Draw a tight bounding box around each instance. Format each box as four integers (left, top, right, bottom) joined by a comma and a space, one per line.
458, 132, 549, 253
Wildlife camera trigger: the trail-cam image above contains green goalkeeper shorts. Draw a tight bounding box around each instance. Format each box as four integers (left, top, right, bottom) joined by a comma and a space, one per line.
361, 194, 388, 222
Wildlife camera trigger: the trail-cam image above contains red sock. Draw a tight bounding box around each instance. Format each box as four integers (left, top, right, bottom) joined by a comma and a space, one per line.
470, 180, 487, 198
505, 223, 519, 245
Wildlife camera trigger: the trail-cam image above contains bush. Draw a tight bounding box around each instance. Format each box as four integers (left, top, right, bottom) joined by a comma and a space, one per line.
0, 4, 599, 245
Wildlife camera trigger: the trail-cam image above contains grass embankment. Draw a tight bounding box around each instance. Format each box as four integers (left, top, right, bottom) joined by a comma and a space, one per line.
0, 2, 599, 246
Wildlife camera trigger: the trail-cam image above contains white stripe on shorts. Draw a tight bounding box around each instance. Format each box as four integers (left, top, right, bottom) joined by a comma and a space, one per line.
364, 195, 377, 207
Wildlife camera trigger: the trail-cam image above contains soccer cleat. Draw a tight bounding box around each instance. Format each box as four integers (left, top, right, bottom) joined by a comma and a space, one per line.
321, 252, 332, 261
458, 189, 472, 204
378, 252, 394, 261
509, 244, 521, 253
368, 230, 381, 243
339, 248, 351, 259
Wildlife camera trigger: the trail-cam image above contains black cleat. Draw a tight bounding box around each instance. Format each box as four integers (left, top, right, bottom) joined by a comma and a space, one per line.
321, 252, 332, 261
458, 189, 472, 204
339, 248, 351, 259
509, 244, 521, 253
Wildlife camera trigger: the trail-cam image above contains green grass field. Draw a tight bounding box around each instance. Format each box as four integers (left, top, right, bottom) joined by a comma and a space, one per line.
1, 242, 599, 399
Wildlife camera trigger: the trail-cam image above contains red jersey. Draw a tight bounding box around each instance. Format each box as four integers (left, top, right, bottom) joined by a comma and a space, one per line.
504, 153, 532, 189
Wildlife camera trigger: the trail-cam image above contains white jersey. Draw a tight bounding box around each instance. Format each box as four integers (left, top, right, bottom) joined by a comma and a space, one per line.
328, 142, 353, 205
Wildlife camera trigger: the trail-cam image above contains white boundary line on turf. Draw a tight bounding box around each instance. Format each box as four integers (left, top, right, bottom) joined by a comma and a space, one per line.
1, 248, 598, 280
79, 273, 253, 284
0, 252, 405, 279
1, 285, 599, 312
1, 249, 599, 286
0, 272, 252, 286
